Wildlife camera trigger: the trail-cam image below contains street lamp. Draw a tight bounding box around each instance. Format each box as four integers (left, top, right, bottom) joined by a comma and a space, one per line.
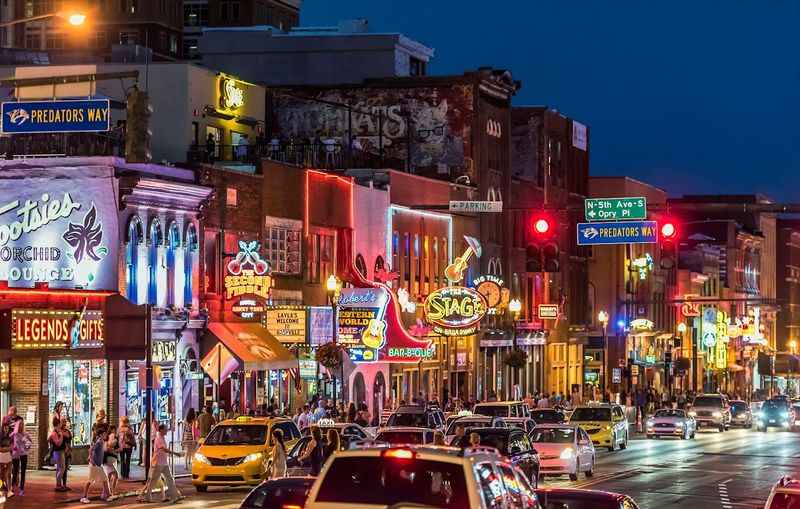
677, 322, 687, 334
508, 298, 522, 399
0, 11, 88, 28
326, 274, 342, 410
598, 311, 609, 395
790, 340, 797, 354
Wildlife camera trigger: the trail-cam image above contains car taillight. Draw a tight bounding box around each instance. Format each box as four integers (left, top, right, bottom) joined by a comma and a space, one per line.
281, 505, 302, 509
382, 448, 416, 460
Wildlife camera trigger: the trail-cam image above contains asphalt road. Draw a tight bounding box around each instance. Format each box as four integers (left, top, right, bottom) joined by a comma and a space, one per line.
43, 427, 798, 509
545, 426, 800, 508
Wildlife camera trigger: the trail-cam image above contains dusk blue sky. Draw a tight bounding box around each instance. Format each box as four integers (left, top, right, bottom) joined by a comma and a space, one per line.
303, 1, 799, 200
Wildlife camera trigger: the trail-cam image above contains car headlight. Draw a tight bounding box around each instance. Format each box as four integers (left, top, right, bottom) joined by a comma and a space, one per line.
675, 422, 684, 428
757, 411, 765, 418
194, 452, 210, 465
560, 447, 575, 459
712, 411, 722, 418
646, 419, 654, 428
243, 452, 263, 464
782, 411, 790, 419
605, 425, 611, 430
688, 411, 697, 417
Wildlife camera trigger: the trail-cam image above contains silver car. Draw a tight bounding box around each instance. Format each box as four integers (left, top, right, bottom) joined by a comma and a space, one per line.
688, 394, 731, 432
645, 408, 696, 439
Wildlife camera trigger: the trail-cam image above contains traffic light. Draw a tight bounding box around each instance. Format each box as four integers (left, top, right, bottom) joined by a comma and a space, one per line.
526, 213, 560, 273
661, 221, 678, 241
659, 218, 679, 270
125, 86, 152, 163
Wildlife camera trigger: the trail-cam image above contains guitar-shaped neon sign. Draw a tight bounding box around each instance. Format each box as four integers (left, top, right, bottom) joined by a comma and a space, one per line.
444, 235, 482, 284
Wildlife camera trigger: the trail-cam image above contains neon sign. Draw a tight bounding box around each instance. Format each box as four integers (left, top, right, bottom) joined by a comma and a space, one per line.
424, 286, 487, 336
12, 308, 104, 349
225, 240, 272, 318
221, 78, 245, 110
630, 318, 654, 331
631, 254, 653, 280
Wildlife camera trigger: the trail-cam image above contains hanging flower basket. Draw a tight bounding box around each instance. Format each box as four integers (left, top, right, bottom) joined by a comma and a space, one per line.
503, 348, 528, 369
316, 342, 346, 370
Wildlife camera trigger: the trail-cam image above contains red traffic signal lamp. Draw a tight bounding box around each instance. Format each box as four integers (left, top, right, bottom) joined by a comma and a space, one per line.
661, 221, 677, 241
527, 212, 560, 273
531, 213, 555, 238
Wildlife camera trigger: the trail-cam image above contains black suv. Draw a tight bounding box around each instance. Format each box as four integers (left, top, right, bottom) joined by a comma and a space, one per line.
757, 399, 792, 432
455, 427, 540, 484
386, 405, 445, 431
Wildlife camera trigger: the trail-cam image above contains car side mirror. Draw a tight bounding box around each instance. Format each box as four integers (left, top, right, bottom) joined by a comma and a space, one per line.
286, 457, 299, 468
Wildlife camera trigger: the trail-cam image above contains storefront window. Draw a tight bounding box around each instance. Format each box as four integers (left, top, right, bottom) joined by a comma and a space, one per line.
48, 359, 107, 446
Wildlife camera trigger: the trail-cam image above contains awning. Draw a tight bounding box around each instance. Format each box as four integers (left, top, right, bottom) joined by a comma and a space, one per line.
205, 322, 297, 371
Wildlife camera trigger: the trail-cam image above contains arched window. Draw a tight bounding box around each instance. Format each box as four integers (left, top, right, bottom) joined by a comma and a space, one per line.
126, 215, 144, 304
374, 255, 385, 275
166, 222, 181, 306
184, 224, 198, 308
148, 218, 163, 305
355, 253, 367, 279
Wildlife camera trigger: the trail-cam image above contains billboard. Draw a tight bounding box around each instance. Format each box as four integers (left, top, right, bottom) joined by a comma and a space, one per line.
264, 307, 306, 343
2, 99, 111, 134
0, 166, 119, 290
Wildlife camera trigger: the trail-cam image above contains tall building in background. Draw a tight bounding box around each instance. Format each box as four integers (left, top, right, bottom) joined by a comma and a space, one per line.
185, 0, 300, 59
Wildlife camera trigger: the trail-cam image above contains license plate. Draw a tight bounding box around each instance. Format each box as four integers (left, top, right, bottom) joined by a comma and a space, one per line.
769, 419, 776, 423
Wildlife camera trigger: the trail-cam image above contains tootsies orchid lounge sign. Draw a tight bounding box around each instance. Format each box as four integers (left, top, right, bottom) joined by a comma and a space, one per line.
0, 166, 119, 290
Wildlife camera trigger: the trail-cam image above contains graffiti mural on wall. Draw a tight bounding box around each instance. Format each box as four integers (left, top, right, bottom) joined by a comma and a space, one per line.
271, 85, 473, 174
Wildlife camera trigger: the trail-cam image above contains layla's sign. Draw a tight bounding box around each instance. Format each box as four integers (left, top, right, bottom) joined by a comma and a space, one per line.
225, 240, 273, 318
0, 167, 118, 290
424, 286, 487, 336
11, 309, 104, 350
2, 99, 110, 134
220, 78, 245, 110
264, 307, 306, 343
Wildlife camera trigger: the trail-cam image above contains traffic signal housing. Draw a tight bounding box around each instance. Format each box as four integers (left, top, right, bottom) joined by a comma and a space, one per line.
659, 218, 679, 270
125, 86, 152, 163
526, 213, 560, 273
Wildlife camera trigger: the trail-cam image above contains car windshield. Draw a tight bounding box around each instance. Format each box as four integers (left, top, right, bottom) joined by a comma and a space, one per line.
387, 413, 428, 427
204, 425, 266, 446
473, 405, 508, 417
446, 420, 491, 435
314, 456, 469, 507
693, 397, 724, 408
731, 402, 748, 411
571, 408, 612, 421
470, 430, 509, 452
764, 400, 788, 411
531, 410, 564, 423
376, 431, 425, 444
244, 479, 314, 509
530, 428, 575, 443
654, 409, 685, 418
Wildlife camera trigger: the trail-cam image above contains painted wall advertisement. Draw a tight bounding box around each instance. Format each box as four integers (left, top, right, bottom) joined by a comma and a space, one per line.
271, 85, 473, 175
0, 166, 119, 289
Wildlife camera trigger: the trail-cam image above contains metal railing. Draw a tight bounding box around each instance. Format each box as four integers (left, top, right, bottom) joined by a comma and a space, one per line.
0, 131, 123, 158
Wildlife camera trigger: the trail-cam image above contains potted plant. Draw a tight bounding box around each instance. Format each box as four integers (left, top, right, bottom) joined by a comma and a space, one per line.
316, 342, 346, 370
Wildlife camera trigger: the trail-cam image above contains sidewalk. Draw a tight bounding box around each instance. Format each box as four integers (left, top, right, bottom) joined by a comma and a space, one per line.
8, 462, 194, 507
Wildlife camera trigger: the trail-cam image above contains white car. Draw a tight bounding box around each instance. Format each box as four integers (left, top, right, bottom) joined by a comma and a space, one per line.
444, 415, 506, 444
529, 424, 595, 481
645, 409, 696, 439
473, 401, 529, 418
374, 426, 437, 445
304, 445, 539, 508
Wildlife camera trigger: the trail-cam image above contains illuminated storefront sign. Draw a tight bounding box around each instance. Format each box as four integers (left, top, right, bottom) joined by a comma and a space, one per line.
424, 286, 487, 336
12, 308, 104, 349
473, 274, 509, 315
702, 308, 717, 348
337, 288, 388, 360
0, 167, 118, 290
630, 318, 654, 331
152, 340, 177, 363
220, 77, 245, 110
631, 254, 654, 280
1, 99, 110, 134
225, 240, 273, 318
264, 307, 306, 343
680, 294, 701, 317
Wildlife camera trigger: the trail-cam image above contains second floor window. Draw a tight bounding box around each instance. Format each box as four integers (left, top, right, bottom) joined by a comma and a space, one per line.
308, 231, 333, 284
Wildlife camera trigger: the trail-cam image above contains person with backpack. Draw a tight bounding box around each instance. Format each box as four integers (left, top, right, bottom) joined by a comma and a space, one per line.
10, 419, 32, 496
118, 416, 136, 480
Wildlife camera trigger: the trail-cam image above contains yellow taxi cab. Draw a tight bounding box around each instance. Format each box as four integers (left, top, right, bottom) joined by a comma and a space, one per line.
569, 404, 629, 452
192, 416, 301, 492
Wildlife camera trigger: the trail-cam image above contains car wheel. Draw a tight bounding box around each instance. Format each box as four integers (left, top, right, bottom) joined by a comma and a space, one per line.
620, 432, 628, 450
195, 486, 208, 493
585, 458, 594, 478
718, 424, 725, 432
570, 462, 579, 482
761, 426, 767, 433
691, 430, 696, 439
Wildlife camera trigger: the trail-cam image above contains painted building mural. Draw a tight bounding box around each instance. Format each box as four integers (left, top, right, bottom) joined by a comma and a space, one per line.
270, 85, 474, 175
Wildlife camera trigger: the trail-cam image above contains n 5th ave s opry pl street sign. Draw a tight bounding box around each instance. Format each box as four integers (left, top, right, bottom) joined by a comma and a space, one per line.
584, 197, 646, 221
577, 220, 658, 246
1, 99, 110, 134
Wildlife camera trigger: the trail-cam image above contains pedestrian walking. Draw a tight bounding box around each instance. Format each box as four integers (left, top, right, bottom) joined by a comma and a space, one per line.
91, 409, 108, 442
323, 428, 340, 464
11, 419, 31, 496
299, 426, 325, 476
197, 404, 214, 439
61, 417, 73, 488
297, 405, 311, 430
0, 428, 11, 498
103, 425, 120, 498
118, 416, 136, 480
138, 423, 184, 503
81, 424, 111, 503
49, 416, 68, 491
182, 408, 199, 470
269, 429, 287, 479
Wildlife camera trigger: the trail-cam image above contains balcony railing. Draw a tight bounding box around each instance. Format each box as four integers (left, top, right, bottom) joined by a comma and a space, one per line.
0, 132, 123, 159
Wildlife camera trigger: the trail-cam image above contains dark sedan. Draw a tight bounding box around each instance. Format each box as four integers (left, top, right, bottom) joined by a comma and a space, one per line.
535, 488, 640, 509
240, 477, 315, 509
459, 427, 540, 484
530, 409, 567, 424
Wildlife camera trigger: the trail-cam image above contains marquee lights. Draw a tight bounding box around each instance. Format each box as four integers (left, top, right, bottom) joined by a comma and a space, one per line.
11, 308, 104, 349
424, 286, 487, 337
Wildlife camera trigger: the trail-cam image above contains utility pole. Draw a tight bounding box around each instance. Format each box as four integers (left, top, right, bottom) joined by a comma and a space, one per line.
144, 303, 152, 480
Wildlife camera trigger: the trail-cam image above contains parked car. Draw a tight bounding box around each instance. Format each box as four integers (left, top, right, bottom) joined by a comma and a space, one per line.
535, 488, 639, 509
304, 445, 540, 508
239, 477, 315, 509
530, 424, 595, 481
688, 394, 731, 432
474, 401, 529, 418
645, 408, 697, 439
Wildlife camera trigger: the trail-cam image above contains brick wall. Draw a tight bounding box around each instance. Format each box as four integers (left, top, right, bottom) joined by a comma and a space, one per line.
10, 357, 46, 469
